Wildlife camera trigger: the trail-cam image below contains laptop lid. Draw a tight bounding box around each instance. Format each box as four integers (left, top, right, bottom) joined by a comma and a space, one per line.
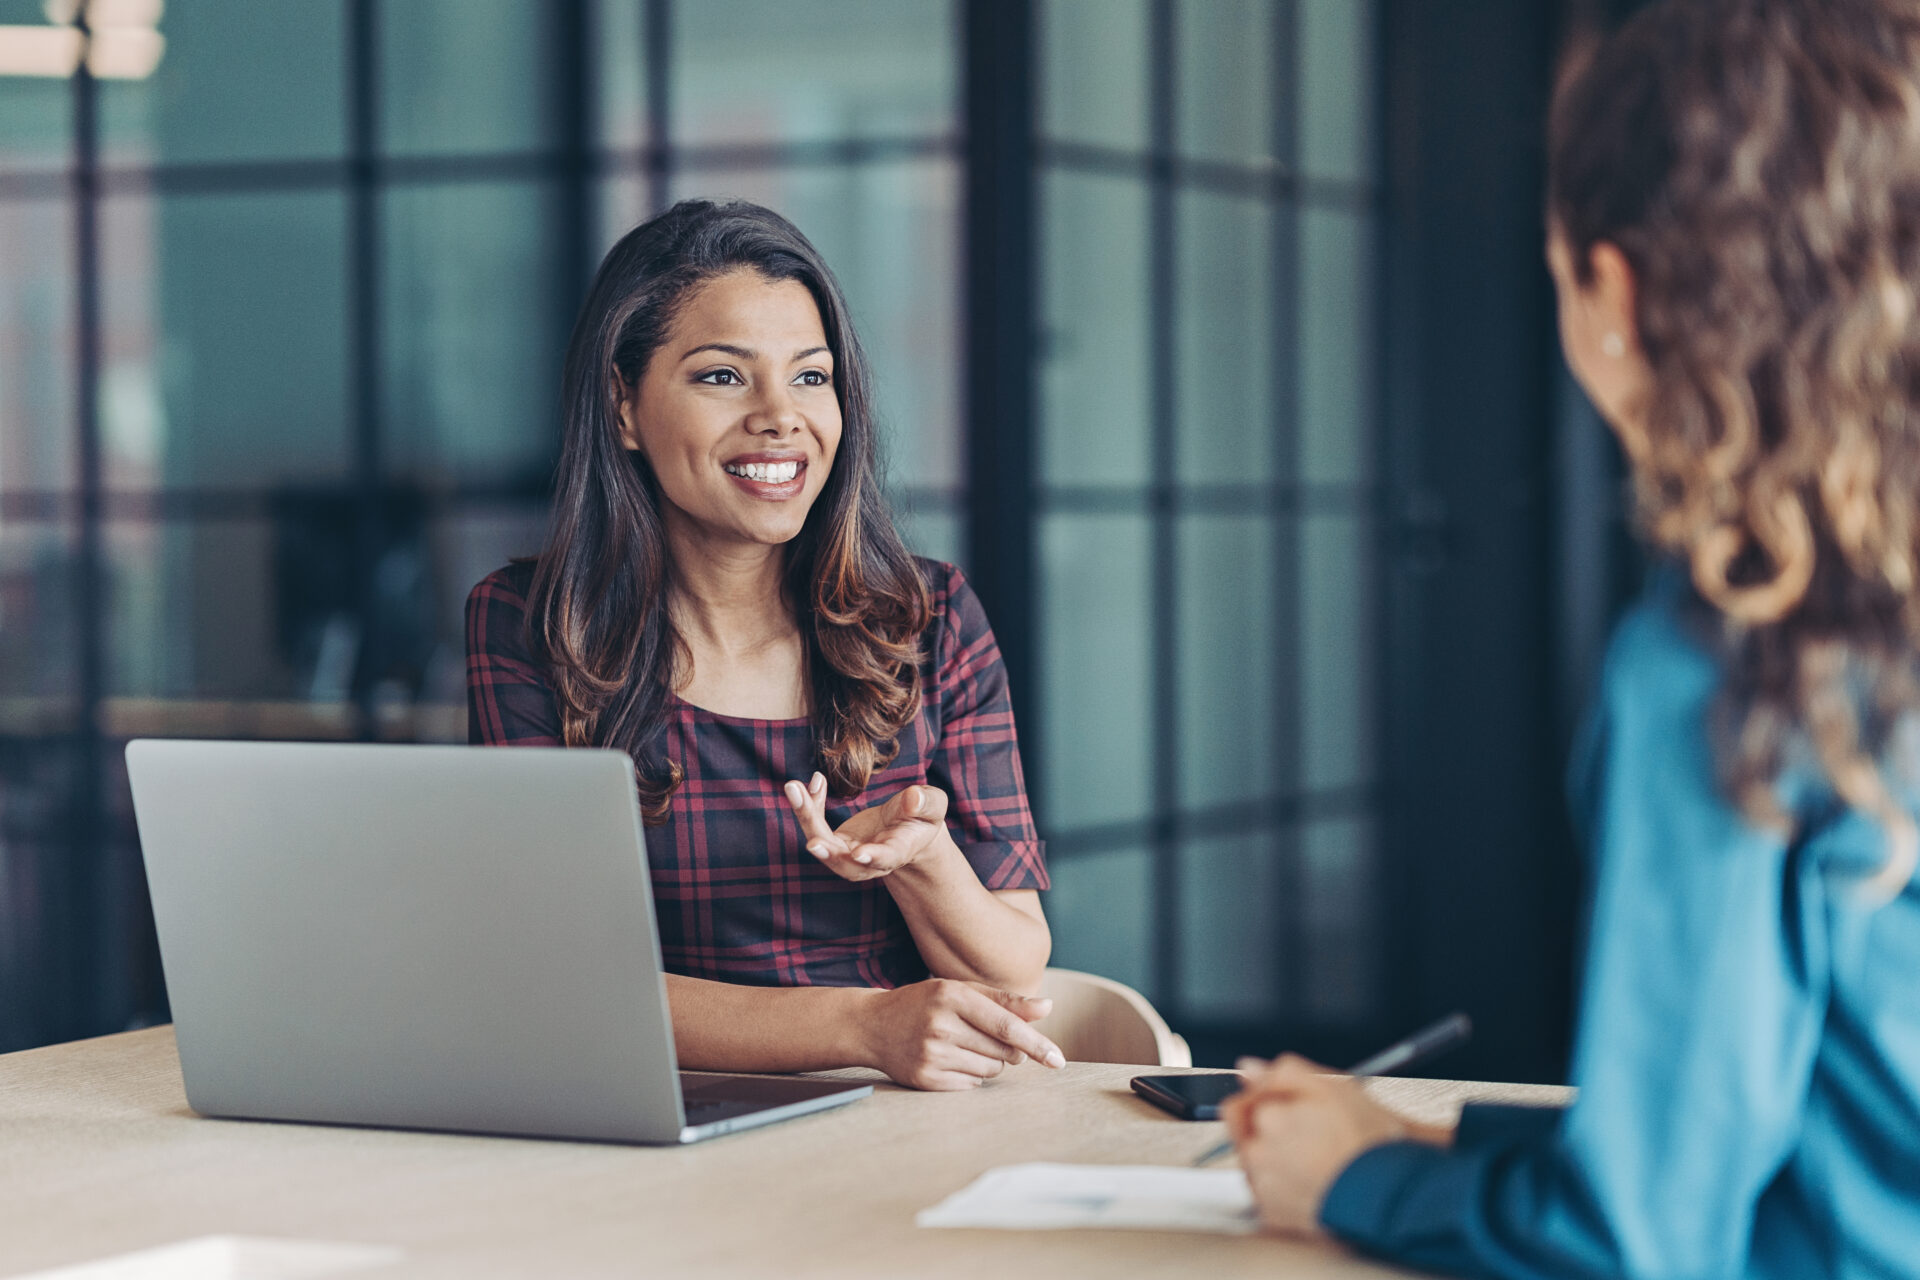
127, 739, 690, 1143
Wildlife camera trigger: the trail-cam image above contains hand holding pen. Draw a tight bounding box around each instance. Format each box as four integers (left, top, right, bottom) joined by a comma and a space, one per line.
1198, 1013, 1471, 1238
1193, 1013, 1471, 1168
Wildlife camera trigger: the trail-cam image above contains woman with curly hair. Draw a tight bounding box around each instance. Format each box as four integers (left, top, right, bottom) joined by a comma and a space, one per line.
466, 200, 1060, 1091
1228, 1, 1920, 1274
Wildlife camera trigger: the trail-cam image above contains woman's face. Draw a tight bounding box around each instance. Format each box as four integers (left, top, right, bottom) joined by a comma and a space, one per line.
618, 268, 843, 551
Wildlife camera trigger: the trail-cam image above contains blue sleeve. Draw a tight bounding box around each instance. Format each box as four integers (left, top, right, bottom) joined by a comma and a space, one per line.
1453, 1103, 1566, 1147
1320, 598, 1832, 1280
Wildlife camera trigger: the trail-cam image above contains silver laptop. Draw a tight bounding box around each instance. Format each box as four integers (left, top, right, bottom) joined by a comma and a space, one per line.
126, 739, 870, 1144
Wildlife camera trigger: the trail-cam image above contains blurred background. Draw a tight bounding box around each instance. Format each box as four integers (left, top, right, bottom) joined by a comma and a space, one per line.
0, 0, 1648, 1081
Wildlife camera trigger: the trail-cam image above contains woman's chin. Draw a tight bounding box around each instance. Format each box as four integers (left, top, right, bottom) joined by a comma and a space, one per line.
703, 514, 813, 551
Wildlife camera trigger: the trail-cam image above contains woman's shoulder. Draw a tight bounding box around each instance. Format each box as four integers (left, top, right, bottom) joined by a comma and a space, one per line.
468, 559, 539, 610
1598, 565, 1724, 718
465, 559, 540, 656
1572, 567, 1725, 818
911, 556, 991, 645
912, 555, 966, 603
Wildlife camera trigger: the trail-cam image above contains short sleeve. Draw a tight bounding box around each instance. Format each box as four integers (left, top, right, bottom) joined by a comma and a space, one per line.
466, 566, 565, 747
922, 561, 1048, 891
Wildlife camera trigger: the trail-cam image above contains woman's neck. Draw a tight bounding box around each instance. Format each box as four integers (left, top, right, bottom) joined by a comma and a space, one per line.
661, 511, 797, 657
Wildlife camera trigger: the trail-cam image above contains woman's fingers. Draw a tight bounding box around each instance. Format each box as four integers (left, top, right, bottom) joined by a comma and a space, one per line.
943, 1026, 1026, 1068
887, 783, 949, 824
793, 782, 953, 879
957, 986, 1067, 1068
1237, 1053, 1329, 1099
1221, 1090, 1256, 1141
844, 826, 923, 870
919, 1055, 1006, 1090
784, 773, 843, 852
842, 787, 952, 868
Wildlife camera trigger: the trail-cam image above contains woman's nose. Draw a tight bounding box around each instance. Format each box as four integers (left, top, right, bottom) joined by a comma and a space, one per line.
748, 385, 807, 436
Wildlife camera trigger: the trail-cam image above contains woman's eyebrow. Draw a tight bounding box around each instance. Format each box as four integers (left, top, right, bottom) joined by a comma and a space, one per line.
676, 342, 830, 363
679, 342, 756, 362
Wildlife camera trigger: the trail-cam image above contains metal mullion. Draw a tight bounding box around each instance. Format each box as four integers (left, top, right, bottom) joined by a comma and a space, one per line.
346, 0, 381, 736
964, 0, 1039, 799
5, 141, 971, 206
644, 0, 671, 212
1046, 783, 1382, 860
1270, 0, 1310, 1029
0, 171, 72, 199
0, 483, 965, 523
1036, 138, 1380, 210
0, 481, 1400, 523
1359, 0, 1397, 1042
1146, 0, 1180, 1018
557, 0, 595, 424
1035, 481, 1381, 517
645, 135, 958, 176
62, 12, 105, 1044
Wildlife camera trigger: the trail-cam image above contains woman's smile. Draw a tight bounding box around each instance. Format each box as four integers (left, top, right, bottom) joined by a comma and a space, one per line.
721, 451, 808, 498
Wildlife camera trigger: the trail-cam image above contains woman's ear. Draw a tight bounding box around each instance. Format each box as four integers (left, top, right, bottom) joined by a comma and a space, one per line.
611, 374, 642, 451
1549, 232, 1650, 437
1584, 241, 1640, 357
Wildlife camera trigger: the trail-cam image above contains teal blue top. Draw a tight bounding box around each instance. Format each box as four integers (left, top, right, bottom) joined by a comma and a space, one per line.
1321, 573, 1920, 1279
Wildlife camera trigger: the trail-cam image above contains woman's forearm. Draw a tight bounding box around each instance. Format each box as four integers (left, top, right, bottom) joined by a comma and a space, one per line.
883, 837, 1051, 993
665, 974, 879, 1072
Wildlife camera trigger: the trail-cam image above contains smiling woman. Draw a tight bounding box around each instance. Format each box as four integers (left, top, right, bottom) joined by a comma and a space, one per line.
464, 201, 1059, 1091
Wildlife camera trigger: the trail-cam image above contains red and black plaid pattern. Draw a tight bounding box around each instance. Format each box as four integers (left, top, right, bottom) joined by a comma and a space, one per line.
466, 557, 1047, 989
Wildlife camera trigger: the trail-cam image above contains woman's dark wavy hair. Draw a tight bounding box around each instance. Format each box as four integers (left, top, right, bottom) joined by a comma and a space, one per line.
1551, 0, 1920, 895
526, 199, 931, 824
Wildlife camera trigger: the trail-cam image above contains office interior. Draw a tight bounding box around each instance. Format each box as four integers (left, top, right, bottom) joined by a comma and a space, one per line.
0, 0, 1645, 1086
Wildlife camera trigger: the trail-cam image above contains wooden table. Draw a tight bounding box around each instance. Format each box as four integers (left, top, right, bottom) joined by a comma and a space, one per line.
0, 1027, 1572, 1279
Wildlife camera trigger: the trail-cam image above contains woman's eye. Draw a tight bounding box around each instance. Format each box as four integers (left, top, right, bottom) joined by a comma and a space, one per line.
695, 368, 742, 386
794, 369, 830, 386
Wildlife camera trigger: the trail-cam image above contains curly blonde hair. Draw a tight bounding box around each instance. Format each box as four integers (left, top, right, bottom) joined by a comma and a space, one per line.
1551, 0, 1920, 896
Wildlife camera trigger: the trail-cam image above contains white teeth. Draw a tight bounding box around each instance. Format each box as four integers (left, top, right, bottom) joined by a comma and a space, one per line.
726, 461, 800, 483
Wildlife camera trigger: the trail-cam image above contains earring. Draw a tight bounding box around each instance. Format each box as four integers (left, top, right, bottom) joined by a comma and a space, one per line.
1601, 332, 1626, 358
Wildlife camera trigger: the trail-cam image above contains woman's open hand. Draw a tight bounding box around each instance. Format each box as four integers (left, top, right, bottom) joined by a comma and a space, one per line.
857, 978, 1066, 1090
1222, 1054, 1444, 1237
783, 772, 952, 882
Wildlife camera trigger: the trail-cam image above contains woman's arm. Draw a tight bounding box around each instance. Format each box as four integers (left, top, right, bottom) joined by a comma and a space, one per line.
887, 868, 1050, 993
785, 778, 1050, 992
835, 563, 1053, 991
1232, 603, 1830, 1278
665, 970, 1064, 1089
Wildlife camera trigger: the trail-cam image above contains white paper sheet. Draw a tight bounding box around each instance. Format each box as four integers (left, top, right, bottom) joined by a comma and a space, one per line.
7, 1236, 404, 1280
916, 1163, 1259, 1234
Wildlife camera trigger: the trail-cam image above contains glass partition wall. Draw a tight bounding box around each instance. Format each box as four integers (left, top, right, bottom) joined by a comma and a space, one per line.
0, 0, 1380, 1060
1036, 0, 1381, 1054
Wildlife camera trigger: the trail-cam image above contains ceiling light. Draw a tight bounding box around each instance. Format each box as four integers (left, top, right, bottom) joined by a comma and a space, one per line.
0, 25, 82, 77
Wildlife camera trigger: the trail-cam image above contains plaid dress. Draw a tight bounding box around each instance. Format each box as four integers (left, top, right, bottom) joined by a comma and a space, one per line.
465, 557, 1046, 990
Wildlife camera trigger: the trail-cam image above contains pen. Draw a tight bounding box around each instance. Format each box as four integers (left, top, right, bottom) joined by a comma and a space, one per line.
1190, 1012, 1472, 1167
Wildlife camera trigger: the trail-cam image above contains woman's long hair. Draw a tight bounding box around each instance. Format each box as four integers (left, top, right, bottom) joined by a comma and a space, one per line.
1551, 0, 1920, 895
527, 200, 931, 823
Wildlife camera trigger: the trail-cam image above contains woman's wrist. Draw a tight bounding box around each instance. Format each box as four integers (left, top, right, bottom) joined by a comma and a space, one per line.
835, 985, 888, 1070
885, 827, 966, 889
1401, 1119, 1456, 1147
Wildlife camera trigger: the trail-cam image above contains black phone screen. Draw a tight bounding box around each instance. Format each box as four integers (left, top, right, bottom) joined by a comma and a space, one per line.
1129, 1072, 1245, 1120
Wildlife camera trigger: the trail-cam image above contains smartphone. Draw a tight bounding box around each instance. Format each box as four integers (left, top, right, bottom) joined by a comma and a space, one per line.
1129, 1072, 1245, 1121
